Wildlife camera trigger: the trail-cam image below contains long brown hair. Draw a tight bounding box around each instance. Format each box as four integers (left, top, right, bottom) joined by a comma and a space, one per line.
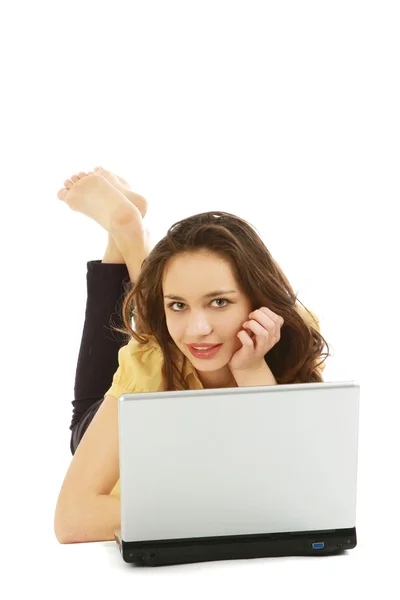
112, 211, 331, 389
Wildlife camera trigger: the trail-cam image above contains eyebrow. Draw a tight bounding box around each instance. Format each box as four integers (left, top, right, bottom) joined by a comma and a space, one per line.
164, 290, 238, 301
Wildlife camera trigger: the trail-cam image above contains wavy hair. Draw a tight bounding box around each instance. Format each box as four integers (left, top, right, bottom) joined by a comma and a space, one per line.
112, 211, 331, 390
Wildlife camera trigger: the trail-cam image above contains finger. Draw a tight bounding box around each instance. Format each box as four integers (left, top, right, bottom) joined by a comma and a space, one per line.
243, 319, 270, 351
244, 319, 268, 336
259, 306, 284, 327
238, 329, 254, 347
254, 308, 283, 338
247, 314, 275, 339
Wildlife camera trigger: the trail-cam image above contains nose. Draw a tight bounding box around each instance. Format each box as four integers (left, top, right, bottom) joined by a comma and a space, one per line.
186, 312, 212, 336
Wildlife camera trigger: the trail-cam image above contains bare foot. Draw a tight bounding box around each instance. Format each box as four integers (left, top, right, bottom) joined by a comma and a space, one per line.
57, 171, 144, 234
92, 167, 152, 251
92, 167, 148, 219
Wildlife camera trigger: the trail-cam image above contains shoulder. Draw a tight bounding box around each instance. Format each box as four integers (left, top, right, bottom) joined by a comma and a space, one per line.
119, 334, 164, 380
118, 333, 163, 368
124, 333, 163, 357
106, 334, 165, 398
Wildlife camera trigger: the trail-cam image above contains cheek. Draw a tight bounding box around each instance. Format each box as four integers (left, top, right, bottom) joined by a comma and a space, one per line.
224, 316, 248, 345
165, 316, 183, 339
232, 312, 248, 331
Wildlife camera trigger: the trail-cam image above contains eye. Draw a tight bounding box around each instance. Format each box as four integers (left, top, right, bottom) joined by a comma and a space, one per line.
167, 298, 232, 312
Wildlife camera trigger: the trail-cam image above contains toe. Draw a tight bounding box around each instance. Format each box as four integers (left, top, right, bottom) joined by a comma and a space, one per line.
116, 174, 130, 187
93, 167, 114, 182
94, 167, 130, 188
77, 172, 87, 178
64, 179, 74, 189
70, 175, 79, 183
57, 188, 67, 200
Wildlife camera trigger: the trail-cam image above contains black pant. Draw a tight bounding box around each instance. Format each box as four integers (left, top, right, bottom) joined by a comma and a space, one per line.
69, 260, 131, 455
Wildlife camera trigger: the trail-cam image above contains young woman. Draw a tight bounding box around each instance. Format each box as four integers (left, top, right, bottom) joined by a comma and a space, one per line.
54, 167, 330, 544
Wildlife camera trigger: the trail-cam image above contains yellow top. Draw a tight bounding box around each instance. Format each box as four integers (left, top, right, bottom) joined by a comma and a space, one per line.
106, 304, 324, 498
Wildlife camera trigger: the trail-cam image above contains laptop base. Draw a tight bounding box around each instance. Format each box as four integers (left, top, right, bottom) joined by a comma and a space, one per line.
114, 526, 357, 566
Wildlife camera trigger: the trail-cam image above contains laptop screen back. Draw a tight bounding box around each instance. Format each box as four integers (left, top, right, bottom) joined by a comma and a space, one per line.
118, 381, 359, 542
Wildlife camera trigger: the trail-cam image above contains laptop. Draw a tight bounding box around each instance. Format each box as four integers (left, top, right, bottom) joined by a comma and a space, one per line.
113, 380, 360, 566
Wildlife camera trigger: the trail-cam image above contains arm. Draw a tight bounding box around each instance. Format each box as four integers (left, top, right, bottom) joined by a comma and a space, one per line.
56, 395, 121, 544
70, 259, 131, 454
232, 361, 278, 387
57, 495, 121, 544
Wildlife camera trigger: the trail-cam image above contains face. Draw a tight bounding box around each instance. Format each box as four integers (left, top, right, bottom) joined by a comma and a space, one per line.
162, 250, 253, 388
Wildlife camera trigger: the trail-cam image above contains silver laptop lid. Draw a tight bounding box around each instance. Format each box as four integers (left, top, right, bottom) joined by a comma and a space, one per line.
118, 381, 360, 542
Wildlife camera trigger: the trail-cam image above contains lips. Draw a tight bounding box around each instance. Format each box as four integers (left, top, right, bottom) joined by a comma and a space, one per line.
187, 343, 223, 359
187, 343, 221, 349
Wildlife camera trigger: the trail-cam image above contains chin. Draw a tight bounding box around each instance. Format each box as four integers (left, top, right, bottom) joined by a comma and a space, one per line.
187, 351, 230, 368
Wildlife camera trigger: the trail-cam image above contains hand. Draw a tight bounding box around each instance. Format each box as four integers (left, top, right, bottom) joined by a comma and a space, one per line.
228, 307, 284, 373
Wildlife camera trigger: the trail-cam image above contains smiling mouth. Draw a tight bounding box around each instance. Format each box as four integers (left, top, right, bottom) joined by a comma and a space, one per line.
188, 344, 221, 349
187, 344, 223, 358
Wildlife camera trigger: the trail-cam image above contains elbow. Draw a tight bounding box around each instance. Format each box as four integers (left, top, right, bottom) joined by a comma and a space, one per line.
54, 518, 74, 545
54, 520, 82, 545
54, 503, 80, 545
54, 524, 71, 544
55, 531, 71, 545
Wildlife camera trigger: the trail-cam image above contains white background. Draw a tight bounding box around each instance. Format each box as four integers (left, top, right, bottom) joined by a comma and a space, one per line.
1, 0, 399, 597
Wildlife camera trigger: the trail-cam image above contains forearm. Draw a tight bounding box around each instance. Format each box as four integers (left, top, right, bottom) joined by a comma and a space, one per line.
232, 361, 278, 387
58, 494, 121, 544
